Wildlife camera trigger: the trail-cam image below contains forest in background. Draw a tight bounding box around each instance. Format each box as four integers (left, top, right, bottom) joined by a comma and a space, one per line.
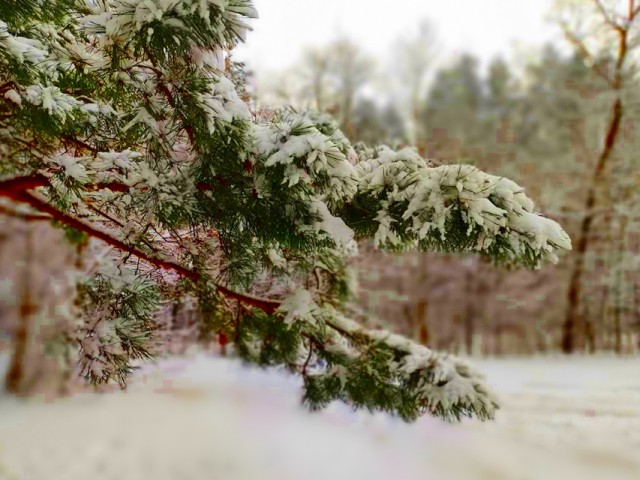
1, 3, 639, 478
0, 0, 638, 373
246, 4, 640, 355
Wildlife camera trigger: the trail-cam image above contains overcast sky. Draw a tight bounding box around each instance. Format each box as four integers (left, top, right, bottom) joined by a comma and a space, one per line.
234, 0, 564, 75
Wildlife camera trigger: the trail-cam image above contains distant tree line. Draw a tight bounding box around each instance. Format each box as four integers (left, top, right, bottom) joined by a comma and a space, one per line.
254, 0, 640, 354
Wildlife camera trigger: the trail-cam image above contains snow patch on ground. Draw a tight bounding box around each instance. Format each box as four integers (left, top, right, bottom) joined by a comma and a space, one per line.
0, 354, 639, 480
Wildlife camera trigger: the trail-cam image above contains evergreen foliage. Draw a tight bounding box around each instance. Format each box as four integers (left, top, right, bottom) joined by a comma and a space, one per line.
0, 0, 571, 421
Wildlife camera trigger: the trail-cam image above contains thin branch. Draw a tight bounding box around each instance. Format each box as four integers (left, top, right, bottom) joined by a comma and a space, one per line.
62, 135, 98, 154
142, 46, 197, 146
594, 0, 624, 31
560, 23, 615, 87
0, 187, 281, 314
0, 174, 49, 193
16, 189, 195, 274
0, 173, 131, 195
88, 181, 131, 193
301, 341, 314, 376
85, 203, 126, 227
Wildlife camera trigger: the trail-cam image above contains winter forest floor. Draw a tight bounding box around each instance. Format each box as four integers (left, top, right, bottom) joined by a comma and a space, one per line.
0, 353, 639, 480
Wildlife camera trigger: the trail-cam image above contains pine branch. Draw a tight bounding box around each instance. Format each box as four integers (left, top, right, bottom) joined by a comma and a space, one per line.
0, 186, 281, 314
62, 135, 99, 154
0, 0, 568, 419
0, 174, 49, 193
0, 173, 130, 194
142, 48, 198, 146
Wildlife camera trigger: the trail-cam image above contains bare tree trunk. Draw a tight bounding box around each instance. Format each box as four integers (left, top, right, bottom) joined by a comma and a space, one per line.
563, 98, 623, 353
614, 216, 629, 354
464, 312, 474, 355
341, 91, 356, 141
561, 1, 638, 353
4, 220, 83, 397
5, 229, 35, 394
313, 75, 325, 112
494, 323, 502, 356
635, 284, 640, 352
583, 293, 596, 354
535, 325, 549, 354
597, 284, 609, 351
416, 300, 429, 345
613, 306, 622, 354
584, 317, 596, 354
463, 265, 477, 355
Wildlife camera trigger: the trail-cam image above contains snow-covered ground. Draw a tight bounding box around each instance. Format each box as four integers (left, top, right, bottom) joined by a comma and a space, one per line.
0, 353, 639, 480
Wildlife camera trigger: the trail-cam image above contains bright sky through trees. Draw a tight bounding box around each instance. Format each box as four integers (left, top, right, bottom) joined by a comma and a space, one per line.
235, 0, 560, 73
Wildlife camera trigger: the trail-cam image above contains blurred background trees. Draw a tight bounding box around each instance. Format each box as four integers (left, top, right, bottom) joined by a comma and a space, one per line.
241, 0, 640, 355
1, 0, 638, 359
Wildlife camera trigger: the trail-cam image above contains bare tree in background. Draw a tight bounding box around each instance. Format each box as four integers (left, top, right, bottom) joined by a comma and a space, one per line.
329, 39, 374, 138
299, 46, 333, 112
1, 218, 80, 397
555, 0, 640, 353
264, 39, 374, 139
395, 21, 437, 152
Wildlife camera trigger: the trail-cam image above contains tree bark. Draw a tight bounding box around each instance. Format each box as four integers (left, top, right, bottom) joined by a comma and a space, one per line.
584, 317, 596, 354
614, 215, 628, 354
562, 98, 623, 353
416, 300, 429, 345
464, 268, 476, 355
5, 229, 35, 394
561, 0, 640, 353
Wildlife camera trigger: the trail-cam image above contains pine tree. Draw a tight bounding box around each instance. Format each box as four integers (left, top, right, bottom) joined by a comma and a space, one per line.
0, 0, 571, 421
